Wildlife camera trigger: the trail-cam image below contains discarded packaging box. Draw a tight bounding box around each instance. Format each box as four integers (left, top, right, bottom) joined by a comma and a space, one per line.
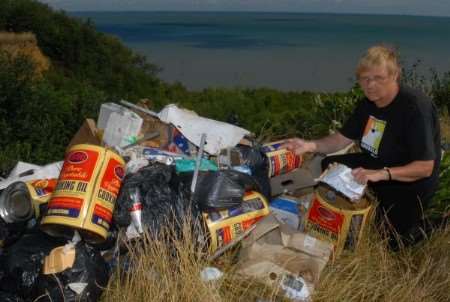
136, 110, 172, 148
305, 184, 372, 257
270, 168, 316, 197
269, 196, 300, 229
270, 193, 313, 232
67, 119, 102, 150
236, 214, 333, 301
98, 102, 143, 148
203, 191, 270, 253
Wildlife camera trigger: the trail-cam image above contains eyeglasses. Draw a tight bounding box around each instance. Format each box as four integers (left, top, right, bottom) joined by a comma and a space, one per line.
358, 75, 390, 85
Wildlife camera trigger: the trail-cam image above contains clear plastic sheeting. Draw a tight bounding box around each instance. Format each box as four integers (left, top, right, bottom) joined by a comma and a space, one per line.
317, 163, 366, 201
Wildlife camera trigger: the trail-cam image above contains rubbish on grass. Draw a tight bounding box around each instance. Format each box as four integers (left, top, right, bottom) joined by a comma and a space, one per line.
269, 196, 300, 229
0, 161, 63, 191
67, 119, 102, 150
232, 145, 271, 200
270, 167, 316, 197
203, 191, 270, 252
0, 230, 66, 299
270, 193, 313, 232
317, 163, 366, 201
114, 163, 202, 239
41, 144, 125, 243
262, 141, 303, 177
119, 131, 160, 151
125, 158, 150, 174
36, 241, 109, 302
200, 267, 224, 282
175, 158, 218, 173
99, 103, 143, 148
280, 274, 311, 301
128, 187, 144, 235
158, 104, 250, 155
0, 292, 24, 302
236, 214, 333, 302
42, 243, 76, 275
305, 184, 372, 257
194, 170, 264, 211
0, 179, 57, 223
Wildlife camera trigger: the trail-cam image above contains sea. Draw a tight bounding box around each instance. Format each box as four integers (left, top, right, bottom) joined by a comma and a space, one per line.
71, 11, 450, 92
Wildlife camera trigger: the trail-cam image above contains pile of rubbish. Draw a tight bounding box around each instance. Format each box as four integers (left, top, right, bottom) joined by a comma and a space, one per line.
0, 101, 373, 301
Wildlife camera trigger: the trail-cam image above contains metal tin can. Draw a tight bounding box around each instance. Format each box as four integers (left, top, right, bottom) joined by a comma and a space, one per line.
262, 141, 302, 177
0, 179, 57, 223
41, 144, 125, 243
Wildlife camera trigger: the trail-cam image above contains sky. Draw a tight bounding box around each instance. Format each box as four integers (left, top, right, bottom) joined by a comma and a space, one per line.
40, 0, 450, 17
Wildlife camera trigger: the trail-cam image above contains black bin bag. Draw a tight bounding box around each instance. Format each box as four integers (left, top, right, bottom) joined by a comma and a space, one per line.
0, 229, 66, 299
193, 169, 264, 211
34, 242, 109, 302
234, 144, 271, 199
114, 163, 202, 237
0, 292, 24, 302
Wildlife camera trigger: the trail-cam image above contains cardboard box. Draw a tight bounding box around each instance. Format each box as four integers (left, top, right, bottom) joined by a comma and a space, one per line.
270, 168, 316, 197
305, 184, 372, 257
67, 119, 102, 151
236, 214, 333, 301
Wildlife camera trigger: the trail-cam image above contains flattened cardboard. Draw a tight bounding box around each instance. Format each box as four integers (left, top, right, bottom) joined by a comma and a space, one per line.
270, 168, 316, 197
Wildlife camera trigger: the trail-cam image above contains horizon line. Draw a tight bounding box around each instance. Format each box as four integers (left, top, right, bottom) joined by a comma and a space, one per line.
65, 10, 450, 19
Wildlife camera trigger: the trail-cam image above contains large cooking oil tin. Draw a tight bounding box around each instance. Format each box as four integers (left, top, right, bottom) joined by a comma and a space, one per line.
305, 184, 372, 257
41, 144, 125, 243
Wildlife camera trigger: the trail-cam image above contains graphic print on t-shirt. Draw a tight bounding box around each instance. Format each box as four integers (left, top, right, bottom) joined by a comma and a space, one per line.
361, 115, 386, 156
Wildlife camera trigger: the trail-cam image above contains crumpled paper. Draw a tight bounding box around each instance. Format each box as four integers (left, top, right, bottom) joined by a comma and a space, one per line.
317, 163, 366, 201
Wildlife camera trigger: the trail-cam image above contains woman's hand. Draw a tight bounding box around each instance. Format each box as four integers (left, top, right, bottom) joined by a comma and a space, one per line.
351, 167, 389, 184
282, 138, 316, 155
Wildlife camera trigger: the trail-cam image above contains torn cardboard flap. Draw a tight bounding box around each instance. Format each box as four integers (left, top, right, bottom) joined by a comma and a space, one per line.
67, 119, 102, 150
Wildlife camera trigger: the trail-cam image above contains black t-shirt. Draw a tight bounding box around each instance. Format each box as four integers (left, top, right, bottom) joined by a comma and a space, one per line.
340, 85, 441, 199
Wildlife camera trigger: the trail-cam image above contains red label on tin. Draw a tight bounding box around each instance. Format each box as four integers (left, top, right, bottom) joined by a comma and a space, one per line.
100, 158, 124, 196
68, 151, 88, 164
307, 197, 344, 234
60, 149, 99, 182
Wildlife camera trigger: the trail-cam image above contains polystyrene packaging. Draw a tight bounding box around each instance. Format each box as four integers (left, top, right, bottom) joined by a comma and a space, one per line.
98, 102, 143, 148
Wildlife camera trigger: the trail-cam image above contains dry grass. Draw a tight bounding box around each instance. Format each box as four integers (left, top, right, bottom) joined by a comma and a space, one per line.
313, 222, 450, 302
101, 213, 450, 302
0, 31, 50, 75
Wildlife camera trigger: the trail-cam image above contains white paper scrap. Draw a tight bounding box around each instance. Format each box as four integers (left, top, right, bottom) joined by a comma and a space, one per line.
158, 104, 250, 155
318, 163, 366, 201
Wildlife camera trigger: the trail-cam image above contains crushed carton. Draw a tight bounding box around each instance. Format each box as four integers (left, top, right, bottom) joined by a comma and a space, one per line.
237, 214, 333, 301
